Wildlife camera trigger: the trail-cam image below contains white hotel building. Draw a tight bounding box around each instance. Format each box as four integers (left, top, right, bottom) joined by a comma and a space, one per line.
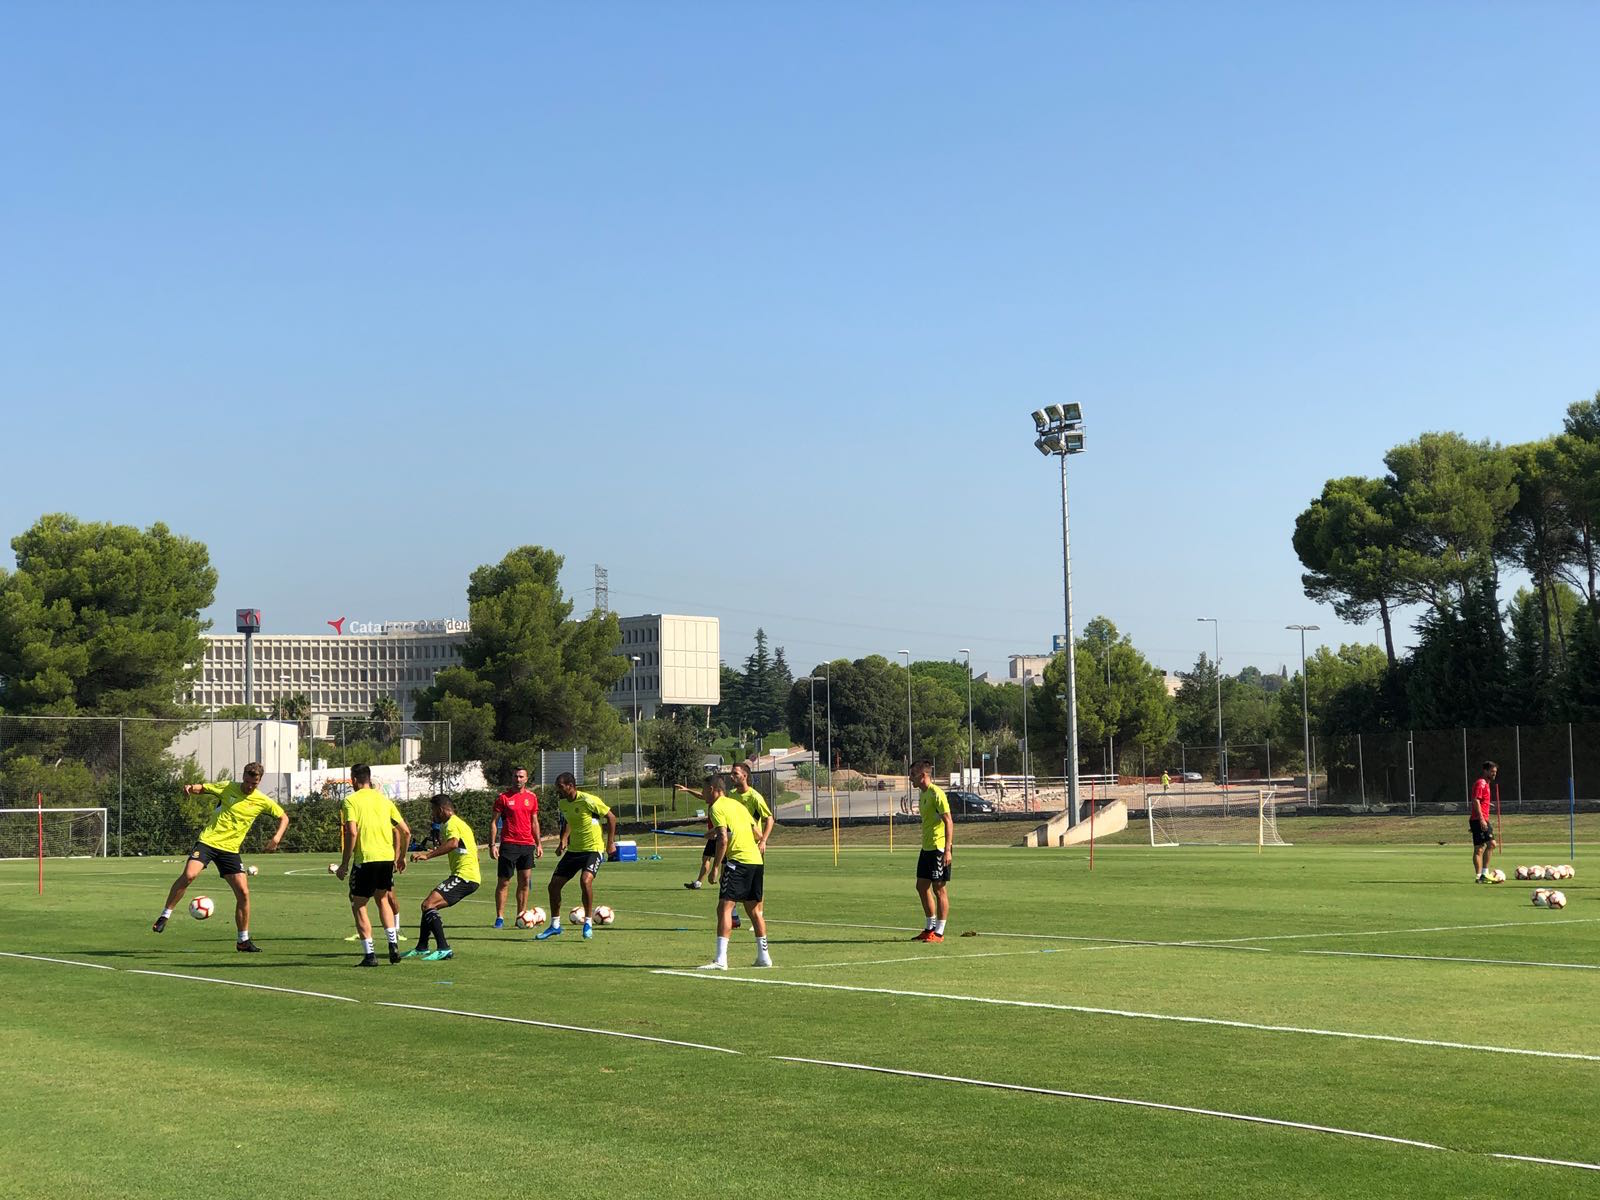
188, 620, 470, 720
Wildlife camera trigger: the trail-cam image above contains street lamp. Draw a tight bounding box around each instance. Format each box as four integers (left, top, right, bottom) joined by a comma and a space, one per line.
1020, 672, 1032, 812
1197, 617, 1224, 787
899, 650, 912, 817
808, 675, 824, 813
959, 648, 974, 788
629, 655, 642, 820
1287, 624, 1320, 803
1032, 404, 1087, 825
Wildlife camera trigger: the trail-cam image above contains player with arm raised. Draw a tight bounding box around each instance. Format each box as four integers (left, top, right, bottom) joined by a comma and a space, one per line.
674, 780, 721, 891
490, 767, 544, 928
151, 762, 287, 952
405, 794, 481, 961
534, 773, 616, 942
910, 761, 953, 943
697, 773, 772, 970
335, 764, 410, 966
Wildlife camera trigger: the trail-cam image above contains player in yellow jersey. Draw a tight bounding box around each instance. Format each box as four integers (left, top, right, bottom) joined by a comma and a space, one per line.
698, 773, 772, 970
151, 762, 288, 951
910, 761, 953, 943
405, 794, 482, 961
335, 764, 410, 966
535, 772, 616, 941
728, 763, 775, 852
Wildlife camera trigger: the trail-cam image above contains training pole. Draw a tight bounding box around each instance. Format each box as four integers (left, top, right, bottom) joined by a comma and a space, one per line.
1570, 722, 1577, 861
1088, 793, 1095, 871
830, 784, 840, 867
37, 791, 44, 895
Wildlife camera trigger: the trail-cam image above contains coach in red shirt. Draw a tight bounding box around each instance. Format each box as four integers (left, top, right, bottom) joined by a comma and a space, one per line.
1470, 760, 1498, 883
491, 767, 543, 928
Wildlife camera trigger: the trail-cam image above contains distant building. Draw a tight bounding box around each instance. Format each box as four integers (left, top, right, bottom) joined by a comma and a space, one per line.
607, 613, 720, 720
1008, 653, 1055, 681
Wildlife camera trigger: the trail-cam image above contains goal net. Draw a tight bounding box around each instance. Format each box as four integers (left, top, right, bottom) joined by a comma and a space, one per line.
1147, 789, 1290, 847
0, 808, 109, 859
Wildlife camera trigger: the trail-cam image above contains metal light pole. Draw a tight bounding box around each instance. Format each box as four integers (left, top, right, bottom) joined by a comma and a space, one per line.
1032, 405, 1087, 826
960, 648, 974, 787
899, 650, 913, 814
824, 662, 833, 787
1198, 617, 1223, 787
808, 675, 821, 813
1287, 624, 1320, 803
629, 655, 642, 820
1020, 672, 1032, 811
1104, 645, 1114, 777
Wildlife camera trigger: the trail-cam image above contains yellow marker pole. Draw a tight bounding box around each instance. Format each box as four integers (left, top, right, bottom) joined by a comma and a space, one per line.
830, 784, 840, 867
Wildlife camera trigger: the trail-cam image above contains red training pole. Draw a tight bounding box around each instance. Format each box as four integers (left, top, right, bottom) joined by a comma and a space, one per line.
1088, 793, 1096, 871
36, 791, 44, 895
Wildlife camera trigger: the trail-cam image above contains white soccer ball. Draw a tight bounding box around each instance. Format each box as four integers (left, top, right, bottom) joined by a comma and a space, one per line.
592, 905, 615, 926
189, 896, 215, 920
1547, 890, 1567, 909
1527, 865, 1546, 880
328, 862, 338, 874
1559, 865, 1576, 880
515, 907, 546, 929
1514, 865, 1530, 880
1532, 889, 1550, 907
1487, 869, 1505, 884
569, 905, 587, 923
247, 864, 259, 877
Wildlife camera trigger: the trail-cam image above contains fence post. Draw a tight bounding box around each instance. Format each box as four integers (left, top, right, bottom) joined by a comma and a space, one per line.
1515, 726, 1523, 814
1356, 733, 1365, 809
1569, 722, 1577, 861
1407, 731, 1416, 815
117, 719, 125, 858
1461, 727, 1469, 807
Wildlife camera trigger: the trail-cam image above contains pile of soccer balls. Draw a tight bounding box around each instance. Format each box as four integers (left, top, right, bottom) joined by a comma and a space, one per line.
1531, 889, 1568, 909
1515, 864, 1575, 881
578, 905, 616, 926
515, 907, 548, 929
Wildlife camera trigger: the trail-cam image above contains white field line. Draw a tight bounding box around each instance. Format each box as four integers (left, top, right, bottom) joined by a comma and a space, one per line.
1304, 950, 1600, 972
127, 969, 359, 1003
655, 971, 1600, 1063
776, 1056, 1600, 1174
1189, 917, 1600, 946
0, 950, 116, 970
377, 1002, 740, 1054
759, 949, 1060, 971
775, 1056, 1448, 1152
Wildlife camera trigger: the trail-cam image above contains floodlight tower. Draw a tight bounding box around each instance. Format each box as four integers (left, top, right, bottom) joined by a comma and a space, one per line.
1287, 624, 1320, 802
1031, 404, 1086, 827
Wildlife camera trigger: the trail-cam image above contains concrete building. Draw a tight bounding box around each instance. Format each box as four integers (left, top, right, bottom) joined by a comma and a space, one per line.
187, 619, 470, 720
607, 613, 720, 720
1008, 653, 1055, 681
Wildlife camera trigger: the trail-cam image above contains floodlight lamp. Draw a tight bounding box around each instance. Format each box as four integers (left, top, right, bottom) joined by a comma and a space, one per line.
1034, 436, 1053, 457
1063, 431, 1085, 453
1061, 402, 1083, 425
1031, 409, 1049, 432
1043, 403, 1066, 423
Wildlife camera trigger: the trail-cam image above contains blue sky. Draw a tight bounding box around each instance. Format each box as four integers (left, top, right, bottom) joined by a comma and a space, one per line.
3, 2, 1597, 681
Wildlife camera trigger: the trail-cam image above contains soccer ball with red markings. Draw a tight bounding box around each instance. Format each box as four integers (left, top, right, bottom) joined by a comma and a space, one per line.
1514, 866, 1530, 880
1547, 890, 1567, 910
1531, 889, 1551, 907
515, 907, 546, 929
327, 863, 338, 875
592, 905, 615, 926
1486, 869, 1505, 884
189, 896, 215, 920
247, 864, 258, 877
569, 906, 587, 923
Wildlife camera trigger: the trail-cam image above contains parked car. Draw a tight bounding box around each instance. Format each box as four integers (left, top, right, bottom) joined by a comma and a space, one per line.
946, 789, 997, 815
1167, 770, 1202, 782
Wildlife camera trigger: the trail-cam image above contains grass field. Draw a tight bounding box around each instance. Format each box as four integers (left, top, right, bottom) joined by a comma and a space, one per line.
3, 828, 1599, 1199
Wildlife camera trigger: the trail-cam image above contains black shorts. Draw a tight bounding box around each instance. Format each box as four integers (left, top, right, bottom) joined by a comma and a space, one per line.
434, 876, 479, 907
917, 849, 952, 884
349, 861, 395, 898
703, 837, 719, 859
552, 851, 603, 881
719, 860, 764, 904
189, 842, 244, 878
1470, 817, 1495, 847
497, 843, 537, 879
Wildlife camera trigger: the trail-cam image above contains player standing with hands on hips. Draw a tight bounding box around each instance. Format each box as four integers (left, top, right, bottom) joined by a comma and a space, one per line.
910, 761, 953, 942
1472, 760, 1499, 883
490, 767, 543, 928
151, 762, 287, 950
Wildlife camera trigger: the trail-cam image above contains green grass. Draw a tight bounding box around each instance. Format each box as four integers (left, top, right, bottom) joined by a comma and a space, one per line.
3, 829, 1599, 1198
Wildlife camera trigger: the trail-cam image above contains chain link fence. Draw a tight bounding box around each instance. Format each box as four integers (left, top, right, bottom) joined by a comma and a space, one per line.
0, 714, 453, 856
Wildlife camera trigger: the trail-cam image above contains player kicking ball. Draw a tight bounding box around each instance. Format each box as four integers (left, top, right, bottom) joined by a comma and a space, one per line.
151, 762, 288, 952
698, 773, 772, 970
404, 794, 481, 961
335, 764, 409, 966
909, 761, 953, 943
535, 773, 615, 942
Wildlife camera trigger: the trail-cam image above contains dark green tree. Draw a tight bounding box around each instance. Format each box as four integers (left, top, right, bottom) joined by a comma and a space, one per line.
645, 715, 705, 788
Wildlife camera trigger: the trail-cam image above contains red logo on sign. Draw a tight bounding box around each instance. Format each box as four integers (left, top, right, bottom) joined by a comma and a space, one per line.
327, 617, 345, 635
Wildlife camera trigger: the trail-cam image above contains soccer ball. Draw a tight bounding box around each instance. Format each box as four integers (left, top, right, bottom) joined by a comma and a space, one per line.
592, 905, 615, 926
1547, 890, 1568, 909
1558, 865, 1576, 880
1514, 865, 1529, 880
247, 864, 258, 877
1487, 869, 1505, 884
515, 907, 546, 929
1532, 889, 1551, 907
189, 896, 215, 920
1527, 865, 1546, 880
569, 906, 587, 923
328, 863, 338, 874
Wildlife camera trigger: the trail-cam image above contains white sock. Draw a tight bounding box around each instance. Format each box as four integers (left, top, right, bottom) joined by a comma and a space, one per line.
934, 919, 946, 935
551, 917, 561, 930
385, 926, 399, 945
161, 908, 173, 919
757, 936, 769, 953
237, 930, 249, 943
925, 917, 937, 931
715, 935, 729, 962
362, 937, 374, 955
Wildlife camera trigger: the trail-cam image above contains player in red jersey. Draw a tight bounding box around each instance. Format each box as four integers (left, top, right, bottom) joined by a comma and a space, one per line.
1471, 760, 1498, 882
491, 767, 543, 927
